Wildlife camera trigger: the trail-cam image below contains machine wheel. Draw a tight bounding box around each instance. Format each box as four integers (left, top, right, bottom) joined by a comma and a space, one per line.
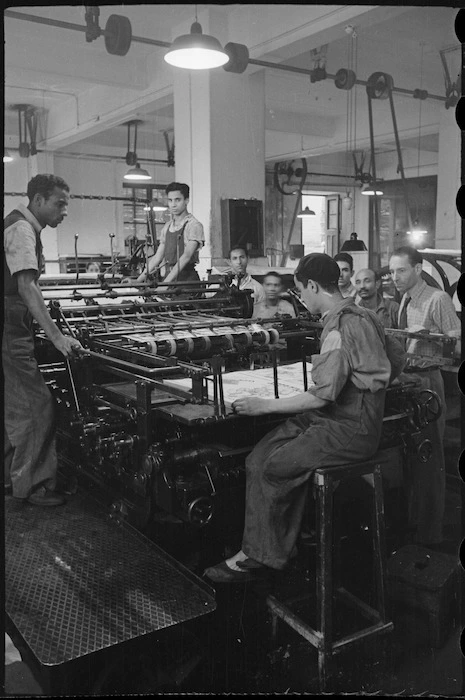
418, 389, 442, 427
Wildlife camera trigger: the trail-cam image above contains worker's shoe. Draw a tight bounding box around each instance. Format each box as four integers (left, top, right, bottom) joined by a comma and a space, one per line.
204, 558, 271, 583
27, 486, 66, 507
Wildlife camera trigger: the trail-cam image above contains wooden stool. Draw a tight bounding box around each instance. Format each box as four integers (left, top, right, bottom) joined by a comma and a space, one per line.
266, 456, 394, 691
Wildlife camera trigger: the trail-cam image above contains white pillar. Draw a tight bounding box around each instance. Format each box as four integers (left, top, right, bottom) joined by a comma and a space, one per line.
173, 67, 265, 277
435, 106, 461, 249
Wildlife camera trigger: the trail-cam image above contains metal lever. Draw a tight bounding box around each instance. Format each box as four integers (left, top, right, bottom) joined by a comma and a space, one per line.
65, 357, 81, 413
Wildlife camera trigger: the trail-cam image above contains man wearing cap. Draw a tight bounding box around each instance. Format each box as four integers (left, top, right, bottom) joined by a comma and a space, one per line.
205, 253, 402, 583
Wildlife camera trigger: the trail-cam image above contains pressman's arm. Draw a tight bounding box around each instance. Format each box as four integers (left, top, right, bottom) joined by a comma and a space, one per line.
232, 392, 329, 416
136, 241, 166, 284
17, 270, 83, 357
161, 240, 199, 286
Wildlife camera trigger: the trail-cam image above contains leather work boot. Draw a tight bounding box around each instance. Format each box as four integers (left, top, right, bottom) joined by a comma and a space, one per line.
27, 486, 66, 507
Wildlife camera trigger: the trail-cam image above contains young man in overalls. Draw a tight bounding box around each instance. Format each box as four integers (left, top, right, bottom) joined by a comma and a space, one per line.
136, 182, 204, 288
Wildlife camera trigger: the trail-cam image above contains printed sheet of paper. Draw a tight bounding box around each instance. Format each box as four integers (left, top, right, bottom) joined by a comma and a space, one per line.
163, 362, 313, 404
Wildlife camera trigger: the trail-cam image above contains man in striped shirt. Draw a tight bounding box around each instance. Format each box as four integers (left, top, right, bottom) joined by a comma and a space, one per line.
389, 246, 460, 547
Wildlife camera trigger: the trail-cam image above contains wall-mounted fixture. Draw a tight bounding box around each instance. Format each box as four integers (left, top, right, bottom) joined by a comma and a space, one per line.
297, 206, 316, 218
4, 149, 14, 163
164, 20, 228, 70
123, 120, 152, 182
341, 232, 367, 251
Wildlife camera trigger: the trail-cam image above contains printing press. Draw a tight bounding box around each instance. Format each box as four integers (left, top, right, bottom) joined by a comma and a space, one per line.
35, 275, 447, 569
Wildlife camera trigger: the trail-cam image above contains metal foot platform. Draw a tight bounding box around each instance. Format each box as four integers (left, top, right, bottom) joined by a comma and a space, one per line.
5, 491, 216, 689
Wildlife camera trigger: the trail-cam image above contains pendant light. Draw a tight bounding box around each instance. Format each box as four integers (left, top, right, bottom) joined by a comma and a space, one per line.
164, 15, 228, 70
123, 119, 152, 182
3, 149, 14, 163
361, 182, 383, 196
124, 164, 152, 181
297, 206, 316, 218
144, 198, 168, 212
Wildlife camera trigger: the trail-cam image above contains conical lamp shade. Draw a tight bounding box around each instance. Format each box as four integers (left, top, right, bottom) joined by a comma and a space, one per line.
164, 21, 229, 69
297, 206, 316, 218
124, 164, 152, 181
361, 182, 383, 196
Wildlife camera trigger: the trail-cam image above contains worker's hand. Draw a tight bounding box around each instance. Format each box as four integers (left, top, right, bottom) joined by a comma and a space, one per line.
53, 335, 85, 358
232, 396, 270, 416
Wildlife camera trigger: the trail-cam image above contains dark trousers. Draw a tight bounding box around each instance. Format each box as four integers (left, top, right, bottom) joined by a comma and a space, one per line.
3, 297, 57, 498
242, 388, 384, 569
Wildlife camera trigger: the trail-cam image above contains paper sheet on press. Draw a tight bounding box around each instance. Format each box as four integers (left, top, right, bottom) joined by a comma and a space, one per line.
164, 362, 314, 404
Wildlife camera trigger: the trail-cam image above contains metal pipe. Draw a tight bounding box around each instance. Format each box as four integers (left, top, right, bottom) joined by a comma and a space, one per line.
250, 58, 446, 102
5, 10, 446, 104
4, 9, 170, 48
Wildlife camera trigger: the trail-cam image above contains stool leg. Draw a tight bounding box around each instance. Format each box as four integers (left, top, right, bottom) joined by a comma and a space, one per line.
372, 465, 388, 622
316, 474, 333, 691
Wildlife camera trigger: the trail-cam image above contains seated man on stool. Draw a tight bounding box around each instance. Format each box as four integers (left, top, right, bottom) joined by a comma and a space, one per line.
205, 253, 402, 583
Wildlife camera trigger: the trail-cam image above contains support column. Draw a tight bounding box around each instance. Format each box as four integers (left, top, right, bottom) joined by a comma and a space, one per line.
173, 62, 265, 276
435, 106, 461, 248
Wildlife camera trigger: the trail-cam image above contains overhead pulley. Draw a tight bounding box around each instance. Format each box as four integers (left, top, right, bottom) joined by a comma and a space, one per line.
334, 68, 357, 91
104, 14, 132, 56
223, 42, 249, 74
366, 71, 394, 100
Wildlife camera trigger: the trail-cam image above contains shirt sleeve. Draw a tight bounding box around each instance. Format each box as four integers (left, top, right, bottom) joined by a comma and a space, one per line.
185, 219, 204, 247
252, 281, 265, 304
158, 222, 168, 244
4, 221, 39, 275
431, 293, 461, 335
308, 347, 351, 402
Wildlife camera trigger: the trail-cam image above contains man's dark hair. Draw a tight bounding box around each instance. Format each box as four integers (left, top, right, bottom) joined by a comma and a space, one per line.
392, 245, 423, 266
229, 246, 248, 258
334, 252, 354, 271
295, 253, 340, 293
165, 182, 190, 199
263, 271, 283, 283
27, 174, 69, 201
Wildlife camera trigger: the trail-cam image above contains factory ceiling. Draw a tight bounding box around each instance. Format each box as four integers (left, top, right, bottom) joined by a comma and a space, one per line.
4, 4, 460, 172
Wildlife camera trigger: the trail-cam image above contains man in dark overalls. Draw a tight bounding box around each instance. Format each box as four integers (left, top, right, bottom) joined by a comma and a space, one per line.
4, 174, 84, 506
205, 253, 401, 582
136, 182, 204, 290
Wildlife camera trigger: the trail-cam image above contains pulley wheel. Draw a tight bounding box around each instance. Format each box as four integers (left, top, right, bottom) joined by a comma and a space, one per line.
418, 389, 442, 426
334, 68, 356, 90
366, 71, 394, 99
105, 14, 132, 56
223, 42, 249, 73
417, 439, 433, 463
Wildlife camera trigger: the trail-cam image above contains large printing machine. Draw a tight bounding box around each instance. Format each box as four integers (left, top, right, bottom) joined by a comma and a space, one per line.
33, 273, 454, 556
5, 272, 456, 693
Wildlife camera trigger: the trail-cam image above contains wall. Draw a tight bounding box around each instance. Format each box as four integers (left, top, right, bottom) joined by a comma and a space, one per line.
4, 150, 173, 266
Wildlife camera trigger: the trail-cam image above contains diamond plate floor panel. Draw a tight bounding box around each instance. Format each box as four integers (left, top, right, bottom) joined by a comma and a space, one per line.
5, 492, 216, 666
